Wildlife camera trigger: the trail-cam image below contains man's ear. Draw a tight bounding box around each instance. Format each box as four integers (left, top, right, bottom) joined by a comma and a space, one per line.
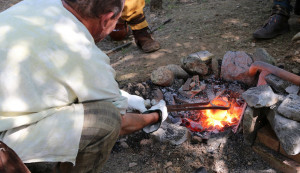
99, 12, 115, 29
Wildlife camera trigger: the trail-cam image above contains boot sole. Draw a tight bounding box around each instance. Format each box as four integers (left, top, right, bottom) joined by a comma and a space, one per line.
253, 29, 290, 39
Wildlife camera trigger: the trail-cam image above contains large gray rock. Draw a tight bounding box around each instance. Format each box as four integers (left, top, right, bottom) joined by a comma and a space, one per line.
181, 55, 209, 76
242, 85, 279, 108
252, 48, 276, 65
265, 74, 290, 93
267, 110, 300, 155
151, 66, 174, 86
166, 64, 189, 79
221, 51, 256, 86
278, 94, 300, 122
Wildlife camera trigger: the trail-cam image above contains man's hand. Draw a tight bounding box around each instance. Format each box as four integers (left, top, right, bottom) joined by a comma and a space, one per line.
120, 90, 147, 113
143, 100, 168, 133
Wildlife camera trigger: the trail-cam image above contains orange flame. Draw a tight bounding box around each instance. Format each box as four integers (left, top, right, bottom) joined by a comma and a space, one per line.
183, 97, 243, 132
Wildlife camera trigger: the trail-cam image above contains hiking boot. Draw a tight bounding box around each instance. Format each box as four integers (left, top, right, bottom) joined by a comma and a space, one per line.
132, 27, 160, 53
253, 14, 290, 39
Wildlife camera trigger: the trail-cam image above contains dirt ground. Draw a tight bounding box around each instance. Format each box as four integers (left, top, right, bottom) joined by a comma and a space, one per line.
98, 0, 300, 87
1, 0, 300, 172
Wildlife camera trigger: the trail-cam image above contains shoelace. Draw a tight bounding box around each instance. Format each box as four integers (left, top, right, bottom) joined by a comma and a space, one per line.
263, 15, 277, 28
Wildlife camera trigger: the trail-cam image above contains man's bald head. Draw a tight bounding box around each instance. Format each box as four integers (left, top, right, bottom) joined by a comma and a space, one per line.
64, 0, 124, 19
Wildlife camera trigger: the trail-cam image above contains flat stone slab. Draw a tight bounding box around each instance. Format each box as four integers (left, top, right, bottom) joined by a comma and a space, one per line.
278, 94, 300, 122
188, 50, 214, 63
242, 85, 279, 108
285, 85, 300, 95
267, 110, 300, 155
151, 121, 191, 145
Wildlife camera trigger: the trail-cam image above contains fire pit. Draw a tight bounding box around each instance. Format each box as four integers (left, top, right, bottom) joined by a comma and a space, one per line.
162, 76, 247, 139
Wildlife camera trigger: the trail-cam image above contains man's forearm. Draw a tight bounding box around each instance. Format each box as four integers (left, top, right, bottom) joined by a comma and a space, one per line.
119, 112, 159, 136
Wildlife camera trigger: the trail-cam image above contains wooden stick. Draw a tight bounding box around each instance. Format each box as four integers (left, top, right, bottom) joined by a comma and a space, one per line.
104, 41, 133, 55
150, 18, 172, 34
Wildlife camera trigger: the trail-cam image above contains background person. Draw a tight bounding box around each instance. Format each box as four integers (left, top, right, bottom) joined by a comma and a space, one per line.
253, 0, 300, 39
118, 0, 161, 53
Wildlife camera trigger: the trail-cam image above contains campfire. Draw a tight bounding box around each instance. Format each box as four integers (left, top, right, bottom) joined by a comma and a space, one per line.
182, 97, 244, 133
161, 74, 247, 139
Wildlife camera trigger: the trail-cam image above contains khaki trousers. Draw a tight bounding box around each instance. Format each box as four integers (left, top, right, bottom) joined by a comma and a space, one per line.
58, 101, 121, 173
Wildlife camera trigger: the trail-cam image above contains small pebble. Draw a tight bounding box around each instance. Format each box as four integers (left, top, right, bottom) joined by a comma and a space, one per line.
140, 139, 152, 146
120, 141, 129, 149
292, 68, 300, 74
129, 162, 137, 168
164, 161, 172, 168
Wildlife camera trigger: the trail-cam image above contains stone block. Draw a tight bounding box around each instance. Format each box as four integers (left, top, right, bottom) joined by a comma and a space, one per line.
278, 94, 300, 122
151, 121, 191, 145
280, 145, 300, 164
267, 110, 300, 155
243, 107, 265, 146
286, 85, 300, 95
188, 50, 214, 63
221, 51, 256, 86
256, 125, 280, 152
252, 144, 300, 173
256, 124, 300, 164
265, 74, 290, 94
242, 85, 279, 108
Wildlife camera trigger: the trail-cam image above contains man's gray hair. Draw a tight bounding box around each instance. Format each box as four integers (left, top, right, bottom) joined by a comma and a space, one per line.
64, 0, 123, 19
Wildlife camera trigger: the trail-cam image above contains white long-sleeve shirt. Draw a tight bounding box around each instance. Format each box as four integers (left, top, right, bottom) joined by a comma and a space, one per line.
0, 0, 127, 164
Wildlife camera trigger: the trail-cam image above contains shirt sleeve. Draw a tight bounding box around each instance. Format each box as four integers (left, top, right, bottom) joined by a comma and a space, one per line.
60, 45, 128, 114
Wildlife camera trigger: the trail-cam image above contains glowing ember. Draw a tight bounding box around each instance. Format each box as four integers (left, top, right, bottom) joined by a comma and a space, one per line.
182, 97, 244, 132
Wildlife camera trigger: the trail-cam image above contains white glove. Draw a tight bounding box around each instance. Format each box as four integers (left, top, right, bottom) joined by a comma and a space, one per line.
120, 90, 147, 113
143, 100, 168, 133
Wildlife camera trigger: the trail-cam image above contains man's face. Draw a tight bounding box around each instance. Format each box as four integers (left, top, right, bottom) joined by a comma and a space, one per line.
94, 12, 122, 43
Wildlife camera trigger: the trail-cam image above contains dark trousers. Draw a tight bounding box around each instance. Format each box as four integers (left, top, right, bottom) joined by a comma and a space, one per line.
272, 0, 300, 16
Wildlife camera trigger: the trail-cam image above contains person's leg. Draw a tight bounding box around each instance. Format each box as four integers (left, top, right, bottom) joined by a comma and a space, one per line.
272, 0, 292, 16
295, 0, 300, 15
121, 0, 148, 30
253, 0, 291, 39
121, 0, 160, 53
58, 101, 121, 173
